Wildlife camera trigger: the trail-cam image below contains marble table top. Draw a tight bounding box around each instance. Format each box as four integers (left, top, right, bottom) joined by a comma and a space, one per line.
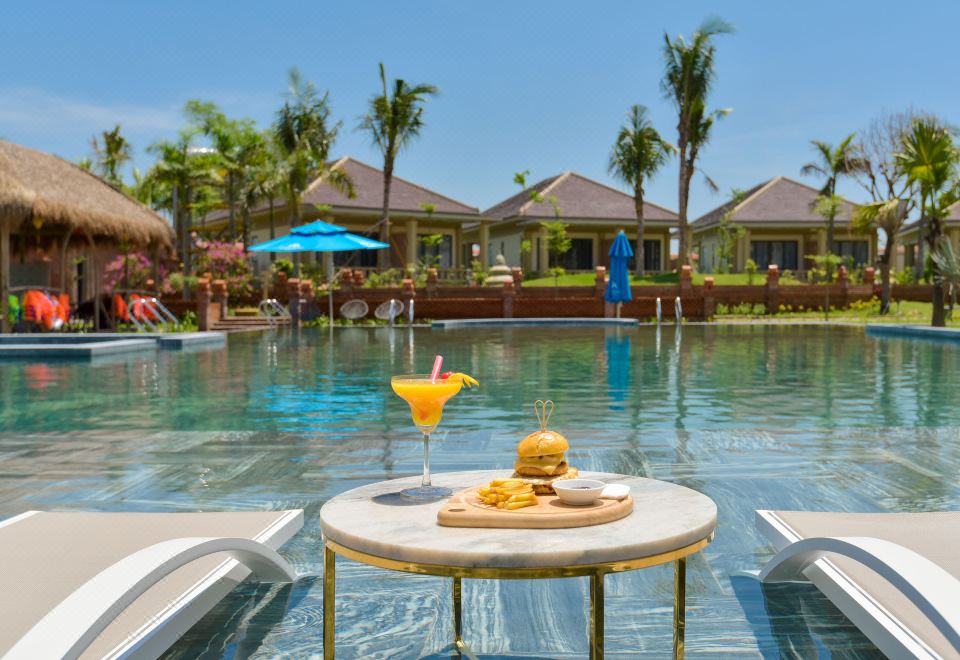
319, 470, 717, 569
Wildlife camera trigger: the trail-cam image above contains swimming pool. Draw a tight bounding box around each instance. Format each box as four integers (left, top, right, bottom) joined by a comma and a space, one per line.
1, 325, 957, 657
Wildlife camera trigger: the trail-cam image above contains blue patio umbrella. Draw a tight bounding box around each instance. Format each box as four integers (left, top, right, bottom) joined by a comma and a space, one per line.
249, 220, 389, 320
605, 230, 633, 317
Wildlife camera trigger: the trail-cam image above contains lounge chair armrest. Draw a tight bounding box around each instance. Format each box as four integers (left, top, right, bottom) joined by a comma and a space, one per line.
7, 536, 298, 660
759, 535, 960, 651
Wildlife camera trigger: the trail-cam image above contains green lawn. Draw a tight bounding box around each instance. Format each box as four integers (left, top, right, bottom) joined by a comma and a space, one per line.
714, 300, 960, 326
522, 271, 798, 287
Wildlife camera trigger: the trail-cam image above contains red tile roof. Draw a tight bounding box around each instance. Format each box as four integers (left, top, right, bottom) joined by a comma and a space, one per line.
483, 172, 677, 223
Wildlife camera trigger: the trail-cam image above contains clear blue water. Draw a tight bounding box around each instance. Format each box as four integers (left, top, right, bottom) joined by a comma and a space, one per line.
1, 325, 958, 658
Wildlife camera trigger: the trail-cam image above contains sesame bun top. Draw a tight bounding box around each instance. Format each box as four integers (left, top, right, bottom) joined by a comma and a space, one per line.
516, 430, 569, 457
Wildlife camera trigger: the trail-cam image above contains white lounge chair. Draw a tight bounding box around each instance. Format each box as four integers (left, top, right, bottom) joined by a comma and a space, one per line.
0, 509, 302, 660
756, 509, 960, 659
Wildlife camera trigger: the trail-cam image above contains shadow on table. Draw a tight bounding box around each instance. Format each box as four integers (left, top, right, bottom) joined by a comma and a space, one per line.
372, 491, 448, 506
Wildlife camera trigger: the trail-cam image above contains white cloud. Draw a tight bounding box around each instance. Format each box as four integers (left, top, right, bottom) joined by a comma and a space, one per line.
0, 87, 180, 134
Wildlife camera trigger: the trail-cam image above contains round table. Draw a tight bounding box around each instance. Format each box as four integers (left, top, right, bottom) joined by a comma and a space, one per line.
319, 470, 716, 659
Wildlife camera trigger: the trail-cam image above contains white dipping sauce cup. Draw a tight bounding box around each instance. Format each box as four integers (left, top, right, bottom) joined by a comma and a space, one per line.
553, 479, 606, 506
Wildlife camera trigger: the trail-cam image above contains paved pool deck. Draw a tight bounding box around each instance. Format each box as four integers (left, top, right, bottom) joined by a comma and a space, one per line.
865, 324, 960, 342
0, 332, 226, 360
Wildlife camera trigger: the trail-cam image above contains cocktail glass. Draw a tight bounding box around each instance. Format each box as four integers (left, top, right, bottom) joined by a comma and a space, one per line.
391, 374, 463, 499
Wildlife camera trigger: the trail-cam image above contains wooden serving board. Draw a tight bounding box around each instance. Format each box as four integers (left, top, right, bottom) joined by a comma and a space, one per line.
437, 486, 633, 529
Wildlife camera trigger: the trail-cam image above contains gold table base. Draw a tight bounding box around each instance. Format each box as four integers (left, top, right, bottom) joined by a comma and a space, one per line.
323, 534, 711, 659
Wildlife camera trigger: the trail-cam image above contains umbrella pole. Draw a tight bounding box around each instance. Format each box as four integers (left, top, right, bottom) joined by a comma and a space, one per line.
616, 302, 622, 319
327, 255, 334, 326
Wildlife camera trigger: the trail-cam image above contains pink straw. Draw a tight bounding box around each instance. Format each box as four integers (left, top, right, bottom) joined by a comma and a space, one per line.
430, 355, 444, 383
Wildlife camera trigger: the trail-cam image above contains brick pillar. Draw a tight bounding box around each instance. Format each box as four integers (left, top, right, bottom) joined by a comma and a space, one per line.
197, 277, 214, 331
594, 266, 606, 297
275, 272, 287, 301
679, 265, 693, 295
502, 280, 515, 318
864, 266, 875, 286
703, 277, 716, 319
426, 268, 438, 297
837, 265, 849, 308
765, 265, 780, 314
212, 279, 228, 320
287, 277, 301, 327
352, 269, 365, 288
511, 267, 523, 291
339, 268, 353, 297
402, 278, 416, 322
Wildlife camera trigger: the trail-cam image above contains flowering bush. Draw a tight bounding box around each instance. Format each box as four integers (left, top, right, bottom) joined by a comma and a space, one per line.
102, 252, 168, 293
193, 238, 254, 299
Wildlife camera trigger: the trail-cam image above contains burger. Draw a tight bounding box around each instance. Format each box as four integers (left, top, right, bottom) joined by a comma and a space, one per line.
512, 429, 578, 494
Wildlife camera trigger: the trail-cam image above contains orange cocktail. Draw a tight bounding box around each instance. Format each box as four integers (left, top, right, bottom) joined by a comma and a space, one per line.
392, 369, 478, 500
391, 377, 463, 432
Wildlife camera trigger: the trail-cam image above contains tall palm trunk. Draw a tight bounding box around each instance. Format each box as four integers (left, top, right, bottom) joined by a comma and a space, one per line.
634, 190, 646, 277
227, 173, 237, 240
928, 214, 946, 327
676, 133, 689, 270
378, 159, 394, 270
879, 251, 892, 314
915, 216, 927, 282
241, 206, 251, 251
289, 182, 302, 277
268, 198, 276, 262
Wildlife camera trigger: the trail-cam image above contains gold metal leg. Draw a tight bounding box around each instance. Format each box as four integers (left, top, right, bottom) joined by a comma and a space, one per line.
673, 557, 686, 660
324, 544, 336, 660
589, 571, 605, 660
453, 576, 463, 647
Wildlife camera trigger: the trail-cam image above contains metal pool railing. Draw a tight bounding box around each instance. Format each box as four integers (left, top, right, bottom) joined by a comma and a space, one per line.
258, 299, 291, 328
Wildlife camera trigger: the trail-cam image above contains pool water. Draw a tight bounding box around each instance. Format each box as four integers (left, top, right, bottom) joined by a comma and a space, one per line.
1, 325, 958, 658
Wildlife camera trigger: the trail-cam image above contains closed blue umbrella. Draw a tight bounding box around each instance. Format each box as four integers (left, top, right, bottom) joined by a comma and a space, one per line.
249, 220, 389, 321
605, 231, 633, 317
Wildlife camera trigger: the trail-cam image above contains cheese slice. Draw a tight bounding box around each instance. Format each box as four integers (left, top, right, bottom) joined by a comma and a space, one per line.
515, 453, 566, 475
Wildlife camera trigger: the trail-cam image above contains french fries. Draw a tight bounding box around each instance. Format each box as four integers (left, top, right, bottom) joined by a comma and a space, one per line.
477, 478, 538, 510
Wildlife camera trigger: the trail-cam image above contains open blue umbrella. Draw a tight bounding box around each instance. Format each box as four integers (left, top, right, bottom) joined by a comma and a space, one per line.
605, 230, 633, 317
249, 220, 389, 321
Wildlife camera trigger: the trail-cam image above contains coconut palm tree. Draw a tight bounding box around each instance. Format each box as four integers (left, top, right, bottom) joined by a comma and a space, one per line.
358, 63, 438, 270
800, 134, 861, 259
608, 105, 675, 276
91, 125, 132, 189
145, 130, 222, 276
896, 118, 960, 326
853, 197, 910, 312
273, 68, 352, 274
661, 16, 734, 267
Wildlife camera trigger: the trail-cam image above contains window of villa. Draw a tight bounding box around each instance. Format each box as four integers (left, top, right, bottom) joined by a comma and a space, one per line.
417, 234, 453, 268
832, 240, 869, 266
555, 238, 593, 270
750, 241, 798, 270
627, 240, 662, 272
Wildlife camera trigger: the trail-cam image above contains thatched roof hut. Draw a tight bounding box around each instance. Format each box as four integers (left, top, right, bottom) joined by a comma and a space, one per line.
0, 140, 174, 331
0, 140, 172, 247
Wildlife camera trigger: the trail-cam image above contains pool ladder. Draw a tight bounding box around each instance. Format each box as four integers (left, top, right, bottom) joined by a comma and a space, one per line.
655, 297, 683, 324
126, 296, 178, 333
258, 299, 291, 328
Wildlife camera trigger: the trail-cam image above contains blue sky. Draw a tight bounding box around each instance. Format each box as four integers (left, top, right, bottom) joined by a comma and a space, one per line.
2, 1, 959, 217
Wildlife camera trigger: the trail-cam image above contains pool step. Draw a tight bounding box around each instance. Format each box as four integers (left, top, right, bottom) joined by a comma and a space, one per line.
212, 316, 290, 332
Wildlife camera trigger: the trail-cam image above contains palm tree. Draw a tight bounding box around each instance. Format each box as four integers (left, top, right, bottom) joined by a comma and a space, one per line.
661, 16, 734, 267
91, 125, 132, 189
896, 118, 960, 326
800, 134, 861, 265
358, 63, 438, 270
273, 68, 352, 275
853, 197, 910, 312
145, 130, 222, 277
248, 136, 287, 261
608, 105, 675, 277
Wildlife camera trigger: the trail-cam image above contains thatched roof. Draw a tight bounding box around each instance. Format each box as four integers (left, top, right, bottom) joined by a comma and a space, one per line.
0, 140, 173, 247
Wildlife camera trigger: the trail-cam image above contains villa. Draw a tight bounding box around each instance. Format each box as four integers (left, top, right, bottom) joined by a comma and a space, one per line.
469, 172, 678, 274
199, 157, 480, 272
692, 176, 875, 274
896, 200, 960, 272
